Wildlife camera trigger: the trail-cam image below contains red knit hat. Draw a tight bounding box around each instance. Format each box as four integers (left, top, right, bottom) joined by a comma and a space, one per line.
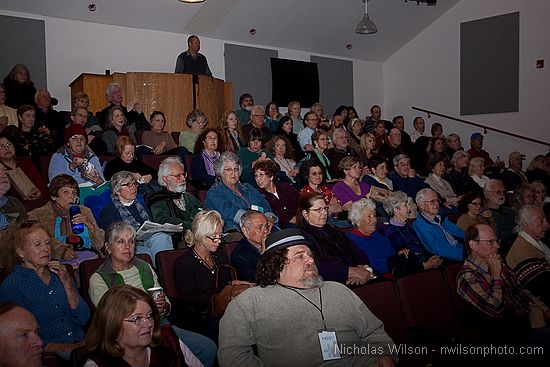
64, 124, 87, 144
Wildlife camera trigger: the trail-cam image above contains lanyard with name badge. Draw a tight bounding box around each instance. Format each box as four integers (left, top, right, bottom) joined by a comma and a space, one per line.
278, 284, 341, 360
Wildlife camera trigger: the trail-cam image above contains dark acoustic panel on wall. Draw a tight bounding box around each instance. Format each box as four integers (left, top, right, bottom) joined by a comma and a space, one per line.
270, 58, 319, 107
310, 55, 353, 116
224, 44, 277, 112
0, 15, 47, 90
460, 12, 519, 115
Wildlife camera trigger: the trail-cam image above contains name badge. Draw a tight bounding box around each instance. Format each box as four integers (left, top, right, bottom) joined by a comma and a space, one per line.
318, 329, 341, 361
250, 205, 264, 213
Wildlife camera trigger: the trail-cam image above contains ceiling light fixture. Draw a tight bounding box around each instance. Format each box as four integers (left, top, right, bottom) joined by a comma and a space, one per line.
178, 0, 206, 3
355, 0, 377, 34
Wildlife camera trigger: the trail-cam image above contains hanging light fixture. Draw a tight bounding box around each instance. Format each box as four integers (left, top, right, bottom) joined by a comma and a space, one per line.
355, 0, 378, 34
178, 0, 206, 3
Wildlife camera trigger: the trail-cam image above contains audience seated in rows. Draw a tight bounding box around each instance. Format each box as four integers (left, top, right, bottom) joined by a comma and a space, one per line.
457, 223, 550, 345
506, 205, 550, 306
333, 156, 371, 211
241, 105, 273, 145
49, 123, 105, 187
388, 154, 429, 199
237, 127, 273, 186
297, 193, 374, 285
235, 93, 252, 126
456, 191, 499, 235
0, 134, 48, 201
190, 128, 222, 190
179, 109, 207, 153
484, 179, 517, 247
276, 115, 303, 161
98, 170, 173, 267
325, 128, 357, 179
97, 82, 147, 131
230, 210, 271, 282
141, 110, 180, 155
412, 188, 465, 261
380, 191, 442, 275
103, 135, 157, 190
304, 129, 332, 180
0, 221, 89, 360
298, 159, 343, 222
2, 64, 36, 109
147, 156, 202, 232
204, 151, 277, 232
173, 210, 253, 342
4, 105, 56, 167
81, 285, 204, 367
101, 106, 137, 155
87, 222, 216, 367
219, 110, 244, 153
266, 134, 299, 184
0, 84, 18, 126
27, 174, 103, 255
444, 149, 478, 196
253, 159, 299, 228
34, 88, 66, 149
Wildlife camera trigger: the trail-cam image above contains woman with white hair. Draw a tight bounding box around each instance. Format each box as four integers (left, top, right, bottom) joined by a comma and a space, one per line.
204, 151, 277, 231
380, 191, 442, 275
346, 198, 396, 275
469, 157, 490, 189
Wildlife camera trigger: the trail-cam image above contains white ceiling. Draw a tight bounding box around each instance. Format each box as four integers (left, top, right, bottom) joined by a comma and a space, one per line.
1, 0, 460, 62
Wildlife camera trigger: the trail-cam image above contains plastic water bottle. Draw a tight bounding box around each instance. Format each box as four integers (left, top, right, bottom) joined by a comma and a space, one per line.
69, 200, 84, 234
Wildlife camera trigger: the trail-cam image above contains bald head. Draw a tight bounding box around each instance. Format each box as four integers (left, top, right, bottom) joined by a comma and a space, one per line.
0, 304, 42, 367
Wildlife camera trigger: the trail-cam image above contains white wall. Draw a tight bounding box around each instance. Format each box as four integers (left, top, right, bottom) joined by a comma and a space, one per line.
384, 0, 550, 163
0, 10, 383, 119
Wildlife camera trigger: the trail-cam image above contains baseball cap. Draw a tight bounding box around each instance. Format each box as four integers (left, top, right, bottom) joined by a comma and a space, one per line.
470, 132, 484, 140
264, 229, 314, 255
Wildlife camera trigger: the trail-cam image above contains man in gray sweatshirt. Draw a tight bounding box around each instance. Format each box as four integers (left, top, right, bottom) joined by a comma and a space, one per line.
218, 228, 397, 367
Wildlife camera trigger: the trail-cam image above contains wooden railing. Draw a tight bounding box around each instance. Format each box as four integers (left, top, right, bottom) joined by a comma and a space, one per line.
412, 106, 550, 149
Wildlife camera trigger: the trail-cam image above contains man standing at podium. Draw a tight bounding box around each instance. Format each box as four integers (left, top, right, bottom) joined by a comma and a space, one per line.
175, 35, 212, 77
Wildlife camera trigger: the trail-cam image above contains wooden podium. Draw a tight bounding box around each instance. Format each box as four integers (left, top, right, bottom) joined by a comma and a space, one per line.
70, 72, 232, 132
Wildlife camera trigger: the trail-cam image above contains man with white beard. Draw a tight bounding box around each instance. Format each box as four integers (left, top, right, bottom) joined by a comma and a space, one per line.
0, 165, 25, 234
147, 156, 202, 233
484, 179, 516, 247
219, 228, 397, 367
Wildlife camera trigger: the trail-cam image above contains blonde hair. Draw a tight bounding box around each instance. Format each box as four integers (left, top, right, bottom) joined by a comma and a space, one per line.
184, 210, 224, 247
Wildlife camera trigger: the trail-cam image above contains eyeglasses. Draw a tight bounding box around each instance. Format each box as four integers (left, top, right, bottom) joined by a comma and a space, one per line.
252, 114, 265, 118
309, 171, 323, 177
169, 172, 187, 179
123, 313, 155, 327
207, 233, 227, 243
254, 172, 268, 179
473, 239, 500, 246
310, 206, 329, 213
0, 143, 14, 150
120, 181, 137, 187
469, 201, 482, 206
224, 167, 240, 173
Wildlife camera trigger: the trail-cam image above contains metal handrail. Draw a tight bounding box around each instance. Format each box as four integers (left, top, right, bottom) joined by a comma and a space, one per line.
411, 106, 550, 148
